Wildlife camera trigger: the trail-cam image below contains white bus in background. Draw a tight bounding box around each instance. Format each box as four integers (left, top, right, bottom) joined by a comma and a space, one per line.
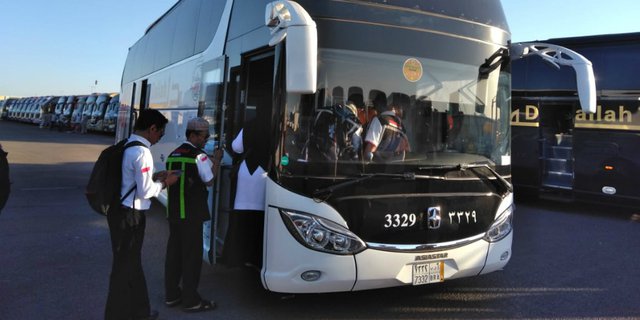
87, 93, 117, 132
0, 98, 16, 120
102, 94, 119, 133
82, 94, 98, 128
59, 95, 79, 130
51, 96, 70, 131
118, 0, 595, 293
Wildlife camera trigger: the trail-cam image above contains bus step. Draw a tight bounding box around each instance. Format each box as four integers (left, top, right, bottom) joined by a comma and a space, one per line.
543, 158, 573, 173
541, 173, 573, 190
539, 188, 575, 202
545, 170, 573, 177
541, 183, 573, 190
547, 145, 572, 158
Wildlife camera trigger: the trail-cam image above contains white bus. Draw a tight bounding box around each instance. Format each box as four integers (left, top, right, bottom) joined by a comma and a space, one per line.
117, 0, 595, 293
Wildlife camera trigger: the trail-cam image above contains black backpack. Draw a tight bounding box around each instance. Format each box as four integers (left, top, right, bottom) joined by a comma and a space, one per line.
310, 104, 362, 161
366, 113, 410, 161
85, 139, 146, 215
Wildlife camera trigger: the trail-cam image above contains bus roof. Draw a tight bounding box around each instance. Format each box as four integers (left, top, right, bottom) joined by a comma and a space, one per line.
538, 32, 640, 47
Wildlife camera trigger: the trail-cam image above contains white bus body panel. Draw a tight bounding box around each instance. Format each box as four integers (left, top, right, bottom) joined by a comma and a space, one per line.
263, 205, 357, 293
481, 232, 513, 274
263, 179, 356, 293
353, 232, 512, 291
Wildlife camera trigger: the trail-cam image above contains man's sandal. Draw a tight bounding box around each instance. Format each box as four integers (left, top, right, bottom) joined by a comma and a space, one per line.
183, 300, 216, 313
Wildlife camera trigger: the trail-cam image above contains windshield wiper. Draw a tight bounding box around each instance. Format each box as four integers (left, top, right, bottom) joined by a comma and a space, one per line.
312, 172, 416, 201
312, 163, 512, 201
464, 163, 513, 194
418, 162, 513, 194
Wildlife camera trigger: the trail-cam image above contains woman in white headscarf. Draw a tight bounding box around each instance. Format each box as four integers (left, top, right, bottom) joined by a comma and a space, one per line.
222, 106, 271, 269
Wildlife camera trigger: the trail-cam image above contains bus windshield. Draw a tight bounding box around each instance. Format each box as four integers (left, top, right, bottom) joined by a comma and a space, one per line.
279, 48, 511, 179
93, 95, 109, 117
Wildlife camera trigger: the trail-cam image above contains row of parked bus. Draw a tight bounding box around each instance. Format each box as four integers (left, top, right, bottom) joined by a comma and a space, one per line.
0, 93, 119, 133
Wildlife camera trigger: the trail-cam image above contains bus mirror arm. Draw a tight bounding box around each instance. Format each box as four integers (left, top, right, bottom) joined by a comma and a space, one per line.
265, 1, 318, 94
511, 42, 596, 114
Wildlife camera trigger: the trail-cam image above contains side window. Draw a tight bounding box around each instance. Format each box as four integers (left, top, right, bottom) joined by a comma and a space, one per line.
200, 57, 226, 142
171, 0, 200, 61
195, 0, 226, 52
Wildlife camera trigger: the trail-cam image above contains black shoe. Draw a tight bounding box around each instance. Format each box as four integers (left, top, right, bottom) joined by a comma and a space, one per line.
135, 310, 159, 320
244, 262, 261, 272
165, 297, 182, 307
183, 299, 216, 313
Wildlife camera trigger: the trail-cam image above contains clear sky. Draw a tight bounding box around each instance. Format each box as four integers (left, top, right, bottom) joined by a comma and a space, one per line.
1, 0, 638, 98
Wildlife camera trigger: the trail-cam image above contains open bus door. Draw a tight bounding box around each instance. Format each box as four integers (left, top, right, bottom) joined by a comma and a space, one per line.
203, 50, 277, 264
511, 42, 597, 200
198, 56, 230, 264
538, 101, 578, 195
211, 50, 275, 265
207, 0, 319, 271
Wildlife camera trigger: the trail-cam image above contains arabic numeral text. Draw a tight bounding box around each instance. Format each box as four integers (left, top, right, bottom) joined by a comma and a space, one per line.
384, 213, 417, 228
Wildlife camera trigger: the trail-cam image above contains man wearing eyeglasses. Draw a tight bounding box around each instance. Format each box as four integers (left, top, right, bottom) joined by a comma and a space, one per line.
106, 108, 179, 320
164, 117, 221, 313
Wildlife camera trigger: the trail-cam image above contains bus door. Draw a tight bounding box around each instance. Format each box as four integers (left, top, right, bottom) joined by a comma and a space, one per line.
538, 102, 576, 192
116, 81, 139, 142
210, 49, 275, 264
199, 56, 228, 264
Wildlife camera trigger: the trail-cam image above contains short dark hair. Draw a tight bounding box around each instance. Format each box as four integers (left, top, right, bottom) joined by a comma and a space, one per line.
185, 129, 199, 138
134, 109, 168, 131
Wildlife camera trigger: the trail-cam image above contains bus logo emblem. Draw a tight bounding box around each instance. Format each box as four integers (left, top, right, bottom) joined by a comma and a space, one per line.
427, 207, 441, 229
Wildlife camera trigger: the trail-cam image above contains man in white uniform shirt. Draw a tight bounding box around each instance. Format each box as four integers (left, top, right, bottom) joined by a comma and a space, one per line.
105, 109, 179, 320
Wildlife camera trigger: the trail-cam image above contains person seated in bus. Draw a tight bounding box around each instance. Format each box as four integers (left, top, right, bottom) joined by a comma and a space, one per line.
363, 93, 410, 162
445, 105, 464, 151
222, 107, 270, 270
309, 102, 362, 161
344, 100, 363, 157
349, 93, 377, 126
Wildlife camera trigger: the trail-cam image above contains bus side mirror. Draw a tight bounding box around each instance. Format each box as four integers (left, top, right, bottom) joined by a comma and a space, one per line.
266, 1, 317, 94
511, 42, 596, 114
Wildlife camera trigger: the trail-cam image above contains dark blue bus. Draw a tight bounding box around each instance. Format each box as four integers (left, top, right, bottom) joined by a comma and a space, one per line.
511, 32, 640, 208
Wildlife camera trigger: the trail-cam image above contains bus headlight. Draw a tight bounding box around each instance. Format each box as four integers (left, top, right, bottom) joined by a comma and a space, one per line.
279, 209, 366, 255
483, 205, 514, 242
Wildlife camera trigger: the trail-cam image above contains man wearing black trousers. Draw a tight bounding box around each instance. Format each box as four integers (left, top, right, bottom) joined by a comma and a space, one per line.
164, 117, 221, 313
105, 109, 179, 320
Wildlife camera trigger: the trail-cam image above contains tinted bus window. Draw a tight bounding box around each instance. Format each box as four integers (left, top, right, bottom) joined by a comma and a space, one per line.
171, 0, 200, 62
195, 0, 225, 52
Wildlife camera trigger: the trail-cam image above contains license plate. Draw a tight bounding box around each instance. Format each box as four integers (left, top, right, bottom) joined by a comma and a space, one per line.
412, 261, 444, 285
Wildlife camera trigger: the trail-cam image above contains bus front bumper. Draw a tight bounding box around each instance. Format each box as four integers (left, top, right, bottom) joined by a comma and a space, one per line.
262, 222, 512, 293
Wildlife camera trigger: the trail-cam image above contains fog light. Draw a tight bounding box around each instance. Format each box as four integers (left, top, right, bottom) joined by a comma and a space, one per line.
301, 270, 322, 281
500, 251, 510, 261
